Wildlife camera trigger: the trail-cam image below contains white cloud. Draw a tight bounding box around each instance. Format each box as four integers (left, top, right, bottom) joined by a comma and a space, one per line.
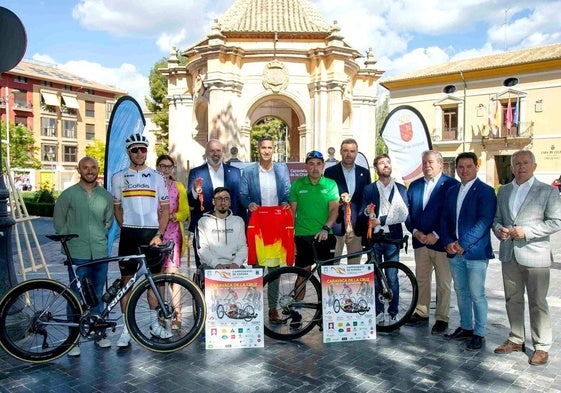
378, 46, 450, 78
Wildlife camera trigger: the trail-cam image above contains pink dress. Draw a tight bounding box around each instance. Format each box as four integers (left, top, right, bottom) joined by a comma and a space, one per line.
162, 181, 182, 268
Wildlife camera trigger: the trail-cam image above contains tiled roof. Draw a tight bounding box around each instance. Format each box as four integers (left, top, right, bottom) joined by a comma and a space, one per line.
383, 43, 561, 83
218, 0, 331, 33
7, 59, 126, 93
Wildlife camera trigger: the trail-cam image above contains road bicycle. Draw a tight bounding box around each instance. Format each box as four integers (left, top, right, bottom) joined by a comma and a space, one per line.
0, 234, 206, 363
263, 231, 418, 340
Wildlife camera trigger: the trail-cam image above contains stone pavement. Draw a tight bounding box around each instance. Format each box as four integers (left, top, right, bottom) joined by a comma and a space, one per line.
1, 218, 561, 393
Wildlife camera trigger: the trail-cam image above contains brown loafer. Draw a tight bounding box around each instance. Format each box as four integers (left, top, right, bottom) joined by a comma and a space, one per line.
268, 308, 282, 324
529, 350, 548, 365
494, 340, 525, 354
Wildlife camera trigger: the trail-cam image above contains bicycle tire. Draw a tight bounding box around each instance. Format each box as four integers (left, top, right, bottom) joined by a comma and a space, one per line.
126, 273, 206, 352
333, 298, 341, 313
217, 304, 225, 319
243, 304, 255, 322
0, 279, 82, 363
375, 261, 418, 332
263, 266, 322, 340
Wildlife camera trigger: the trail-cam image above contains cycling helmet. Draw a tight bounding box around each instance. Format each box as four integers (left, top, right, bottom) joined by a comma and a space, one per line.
125, 133, 149, 149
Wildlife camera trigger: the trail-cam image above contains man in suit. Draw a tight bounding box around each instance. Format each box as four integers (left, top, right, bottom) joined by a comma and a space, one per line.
188, 139, 242, 267
440, 152, 496, 351
324, 138, 371, 264
492, 150, 561, 365
406, 150, 459, 334
361, 153, 409, 323
240, 135, 291, 324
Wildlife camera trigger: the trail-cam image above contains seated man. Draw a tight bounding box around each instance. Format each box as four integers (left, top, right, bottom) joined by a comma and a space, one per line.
196, 187, 248, 271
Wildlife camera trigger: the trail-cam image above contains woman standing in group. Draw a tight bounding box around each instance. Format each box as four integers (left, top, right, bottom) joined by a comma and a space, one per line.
156, 154, 190, 329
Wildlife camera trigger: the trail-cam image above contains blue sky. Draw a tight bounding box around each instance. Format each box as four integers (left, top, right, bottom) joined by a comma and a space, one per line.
2, 0, 561, 105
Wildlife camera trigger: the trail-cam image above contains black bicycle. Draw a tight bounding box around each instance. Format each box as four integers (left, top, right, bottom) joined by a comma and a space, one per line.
263, 231, 418, 340
0, 234, 206, 363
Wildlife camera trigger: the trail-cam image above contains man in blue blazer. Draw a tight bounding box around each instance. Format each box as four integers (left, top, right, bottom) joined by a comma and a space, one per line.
360, 153, 409, 323
324, 138, 371, 264
240, 135, 291, 212
440, 152, 496, 351
406, 150, 459, 334
492, 150, 561, 366
187, 139, 242, 267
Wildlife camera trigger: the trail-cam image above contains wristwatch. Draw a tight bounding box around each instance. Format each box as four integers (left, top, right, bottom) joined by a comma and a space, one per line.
155, 233, 163, 239
322, 225, 331, 232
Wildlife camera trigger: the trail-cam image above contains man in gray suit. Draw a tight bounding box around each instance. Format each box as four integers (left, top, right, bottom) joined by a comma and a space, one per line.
492, 150, 561, 366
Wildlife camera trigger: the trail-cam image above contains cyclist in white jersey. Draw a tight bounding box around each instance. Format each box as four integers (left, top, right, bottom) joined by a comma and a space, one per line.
111, 133, 170, 347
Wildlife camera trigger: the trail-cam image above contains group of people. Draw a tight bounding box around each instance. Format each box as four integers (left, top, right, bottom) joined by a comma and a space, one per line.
53, 133, 561, 367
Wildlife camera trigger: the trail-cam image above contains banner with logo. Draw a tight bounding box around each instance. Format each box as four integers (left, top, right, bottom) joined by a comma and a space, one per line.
380, 105, 432, 184
321, 264, 376, 343
204, 268, 264, 349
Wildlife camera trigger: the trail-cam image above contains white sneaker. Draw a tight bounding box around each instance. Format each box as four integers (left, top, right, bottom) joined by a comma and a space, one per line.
96, 338, 112, 348
117, 330, 131, 347
150, 322, 173, 339
67, 345, 81, 357
376, 313, 387, 324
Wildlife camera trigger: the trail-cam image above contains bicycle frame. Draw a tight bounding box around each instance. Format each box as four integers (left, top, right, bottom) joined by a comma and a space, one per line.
60, 239, 173, 325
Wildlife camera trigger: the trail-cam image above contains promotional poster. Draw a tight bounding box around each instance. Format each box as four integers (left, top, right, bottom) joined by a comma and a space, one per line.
321, 264, 376, 343
204, 269, 264, 349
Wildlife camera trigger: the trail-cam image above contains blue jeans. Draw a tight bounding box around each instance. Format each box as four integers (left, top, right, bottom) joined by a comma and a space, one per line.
67, 258, 109, 315
448, 255, 489, 336
374, 243, 399, 316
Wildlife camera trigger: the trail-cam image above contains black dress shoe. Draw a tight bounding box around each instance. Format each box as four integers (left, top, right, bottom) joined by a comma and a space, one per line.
406, 313, 429, 325
444, 327, 474, 340
466, 335, 485, 351
431, 320, 448, 335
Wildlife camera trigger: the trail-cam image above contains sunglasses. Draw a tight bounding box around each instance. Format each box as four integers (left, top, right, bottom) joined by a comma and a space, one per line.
306, 150, 323, 160
129, 147, 147, 154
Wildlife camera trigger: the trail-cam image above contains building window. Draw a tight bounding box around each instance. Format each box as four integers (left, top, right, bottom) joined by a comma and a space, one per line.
63, 145, 78, 162
503, 77, 519, 87
63, 85, 73, 91
14, 76, 27, 83
14, 115, 28, 127
500, 100, 518, 137
106, 102, 114, 120
42, 81, 52, 87
85, 89, 94, 95
41, 117, 57, 137
42, 144, 57, 162
443, 157, 455, 178
442, 107, 458, 140
85, 101, 95, 117
86, 124, 95, 140
62, 120, 77, 138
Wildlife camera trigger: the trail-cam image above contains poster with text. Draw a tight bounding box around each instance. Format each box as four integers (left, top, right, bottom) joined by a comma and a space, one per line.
204, 268, 264, 349
321, 264, 376, 343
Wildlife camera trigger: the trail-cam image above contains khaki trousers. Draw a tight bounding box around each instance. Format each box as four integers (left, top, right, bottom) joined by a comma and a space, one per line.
413, 246, 452, 322
335, 229, 363, 264
501, 259, 552, 351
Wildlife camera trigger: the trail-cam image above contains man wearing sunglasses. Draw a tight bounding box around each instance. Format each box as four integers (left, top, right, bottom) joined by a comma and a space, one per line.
288, 150, 339, 328
111, 133, 170, 347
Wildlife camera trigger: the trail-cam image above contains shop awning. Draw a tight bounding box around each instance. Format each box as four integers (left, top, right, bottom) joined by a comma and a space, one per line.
41, 91, 60, 107
62, 94, 80, 109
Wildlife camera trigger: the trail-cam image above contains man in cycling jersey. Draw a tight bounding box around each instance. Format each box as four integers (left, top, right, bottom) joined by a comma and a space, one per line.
111, 133, 170, 348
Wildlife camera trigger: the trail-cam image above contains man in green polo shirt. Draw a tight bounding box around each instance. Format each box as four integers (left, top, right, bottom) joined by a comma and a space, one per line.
288, 150, 339, 328
54, 156, 114, 356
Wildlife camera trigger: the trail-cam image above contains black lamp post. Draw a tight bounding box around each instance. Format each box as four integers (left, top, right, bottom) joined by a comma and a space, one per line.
0, 6, 28, 298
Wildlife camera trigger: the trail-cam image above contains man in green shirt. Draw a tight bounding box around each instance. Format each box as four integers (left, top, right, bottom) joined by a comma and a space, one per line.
288, 150, 339, 328
53, 156, 114, 356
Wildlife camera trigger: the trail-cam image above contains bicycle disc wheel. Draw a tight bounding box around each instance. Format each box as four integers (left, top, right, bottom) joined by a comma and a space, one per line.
263, 266, 321, 340
375, 261, 418, 332
126, 273, 206, 352
0, 279, 82, 363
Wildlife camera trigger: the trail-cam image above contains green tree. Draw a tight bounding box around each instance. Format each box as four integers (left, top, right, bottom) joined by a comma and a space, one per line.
250, 118, 288, 161
1, 121, 42, 173
85, 138, 106, 174
375, 96, 389, 156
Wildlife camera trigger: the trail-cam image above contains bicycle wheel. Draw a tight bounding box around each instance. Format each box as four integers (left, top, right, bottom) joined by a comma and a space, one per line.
126, 274, 206, 352
375, 261, 418, 332
243, 305, 255, 322
333, 298, 341, 313
263, 266, 321, 340
217, 304, 225, 319
0, 279, 82, 363
358, 298, 368, 315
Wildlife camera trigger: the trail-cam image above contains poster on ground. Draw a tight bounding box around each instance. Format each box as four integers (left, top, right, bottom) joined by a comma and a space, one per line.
321, 264, 376, 343
204, 268, 264, 349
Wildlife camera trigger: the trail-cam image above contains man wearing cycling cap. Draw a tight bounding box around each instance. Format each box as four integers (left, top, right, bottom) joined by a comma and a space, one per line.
111, 133, 170, 347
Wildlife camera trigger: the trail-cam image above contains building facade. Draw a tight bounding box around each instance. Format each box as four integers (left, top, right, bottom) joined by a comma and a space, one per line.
381, 43, 561, 187
1, 59, 125, 190
163, 0, 383, 179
